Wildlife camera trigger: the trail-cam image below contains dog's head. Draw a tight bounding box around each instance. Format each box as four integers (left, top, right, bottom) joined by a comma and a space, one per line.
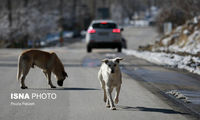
51, 53, 68, 87
101, 57, 123, 74
57, 70, 68, 86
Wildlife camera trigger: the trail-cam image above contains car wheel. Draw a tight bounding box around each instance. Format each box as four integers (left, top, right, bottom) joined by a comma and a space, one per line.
117, 47, 122, 52
87, 47, 92, 53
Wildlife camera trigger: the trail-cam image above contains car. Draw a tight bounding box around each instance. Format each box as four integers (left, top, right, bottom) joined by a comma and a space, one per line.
86, 20, 124, 52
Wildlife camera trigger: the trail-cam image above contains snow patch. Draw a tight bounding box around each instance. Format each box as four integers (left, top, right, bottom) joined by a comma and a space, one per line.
166, 90, 190, 103
123, 49, 200, 75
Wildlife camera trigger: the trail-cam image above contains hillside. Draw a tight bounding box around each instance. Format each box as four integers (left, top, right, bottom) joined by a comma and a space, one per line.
123, 16, 200, 75
139, 16, 200, 56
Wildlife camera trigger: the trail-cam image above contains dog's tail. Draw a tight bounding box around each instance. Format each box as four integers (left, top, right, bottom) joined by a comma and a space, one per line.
17, 55, 22, 81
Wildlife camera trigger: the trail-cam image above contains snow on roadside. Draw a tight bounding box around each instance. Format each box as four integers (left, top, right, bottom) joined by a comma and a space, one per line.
123, 49, 200, 75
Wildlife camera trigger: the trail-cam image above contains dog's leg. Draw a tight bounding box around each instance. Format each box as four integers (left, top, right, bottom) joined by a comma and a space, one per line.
100, 80, 107, 103
20, 64, 30, 89
98, 72, 107, 102
114, 85, 121, 104
101, 82, 107, 103
98, 71, 103, 88
21, 76, 28, 89
103, 88, 107, 103
105, 86, 116, 110
46, 71, 56, 88
106, 97, 110, 108
43, 70, 48, 78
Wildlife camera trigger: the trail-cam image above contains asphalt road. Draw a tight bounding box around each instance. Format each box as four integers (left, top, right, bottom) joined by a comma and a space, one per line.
0, 27, 198, 120
122, 26, 159, 50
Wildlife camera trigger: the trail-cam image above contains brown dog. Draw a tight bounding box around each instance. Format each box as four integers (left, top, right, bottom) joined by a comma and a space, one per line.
17, 49, 68, 89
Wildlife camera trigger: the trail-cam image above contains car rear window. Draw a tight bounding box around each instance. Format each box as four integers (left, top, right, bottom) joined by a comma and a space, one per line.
92, 23, 117, 29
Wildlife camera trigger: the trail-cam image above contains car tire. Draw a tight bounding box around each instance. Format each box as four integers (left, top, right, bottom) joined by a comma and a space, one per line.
117, 47, 122, 52
87, 47, 92, 53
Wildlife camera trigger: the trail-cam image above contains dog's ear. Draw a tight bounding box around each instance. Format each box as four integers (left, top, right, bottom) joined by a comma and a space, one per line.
101, 59, 109, 64
62, 71, 68, 77
115, 57, 123, 63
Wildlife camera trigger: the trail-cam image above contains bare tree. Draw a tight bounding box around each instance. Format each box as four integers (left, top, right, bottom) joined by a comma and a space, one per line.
156, 0, 200, 33
7, 0, 12, 28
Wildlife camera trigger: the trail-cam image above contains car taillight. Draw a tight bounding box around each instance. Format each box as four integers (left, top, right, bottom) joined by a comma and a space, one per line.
112, 29, 120, 33
88, 29, 96, 34
101, 21, 107, 24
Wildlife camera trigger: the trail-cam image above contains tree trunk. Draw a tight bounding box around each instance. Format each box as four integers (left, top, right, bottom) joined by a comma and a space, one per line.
7, 0, 12, 28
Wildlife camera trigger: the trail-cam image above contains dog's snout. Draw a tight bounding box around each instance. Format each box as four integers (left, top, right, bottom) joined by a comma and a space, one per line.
111, 69, 115, 73
57, 80, 63, 86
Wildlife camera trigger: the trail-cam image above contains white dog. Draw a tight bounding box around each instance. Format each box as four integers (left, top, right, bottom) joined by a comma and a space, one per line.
98, 57, 123, 110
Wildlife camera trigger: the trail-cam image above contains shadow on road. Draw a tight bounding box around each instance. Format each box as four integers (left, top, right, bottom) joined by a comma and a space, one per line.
118, 106, 189, 115
28, 87, 100, 91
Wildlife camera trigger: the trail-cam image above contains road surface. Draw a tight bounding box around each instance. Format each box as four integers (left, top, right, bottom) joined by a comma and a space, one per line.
0, 27, 198, 120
